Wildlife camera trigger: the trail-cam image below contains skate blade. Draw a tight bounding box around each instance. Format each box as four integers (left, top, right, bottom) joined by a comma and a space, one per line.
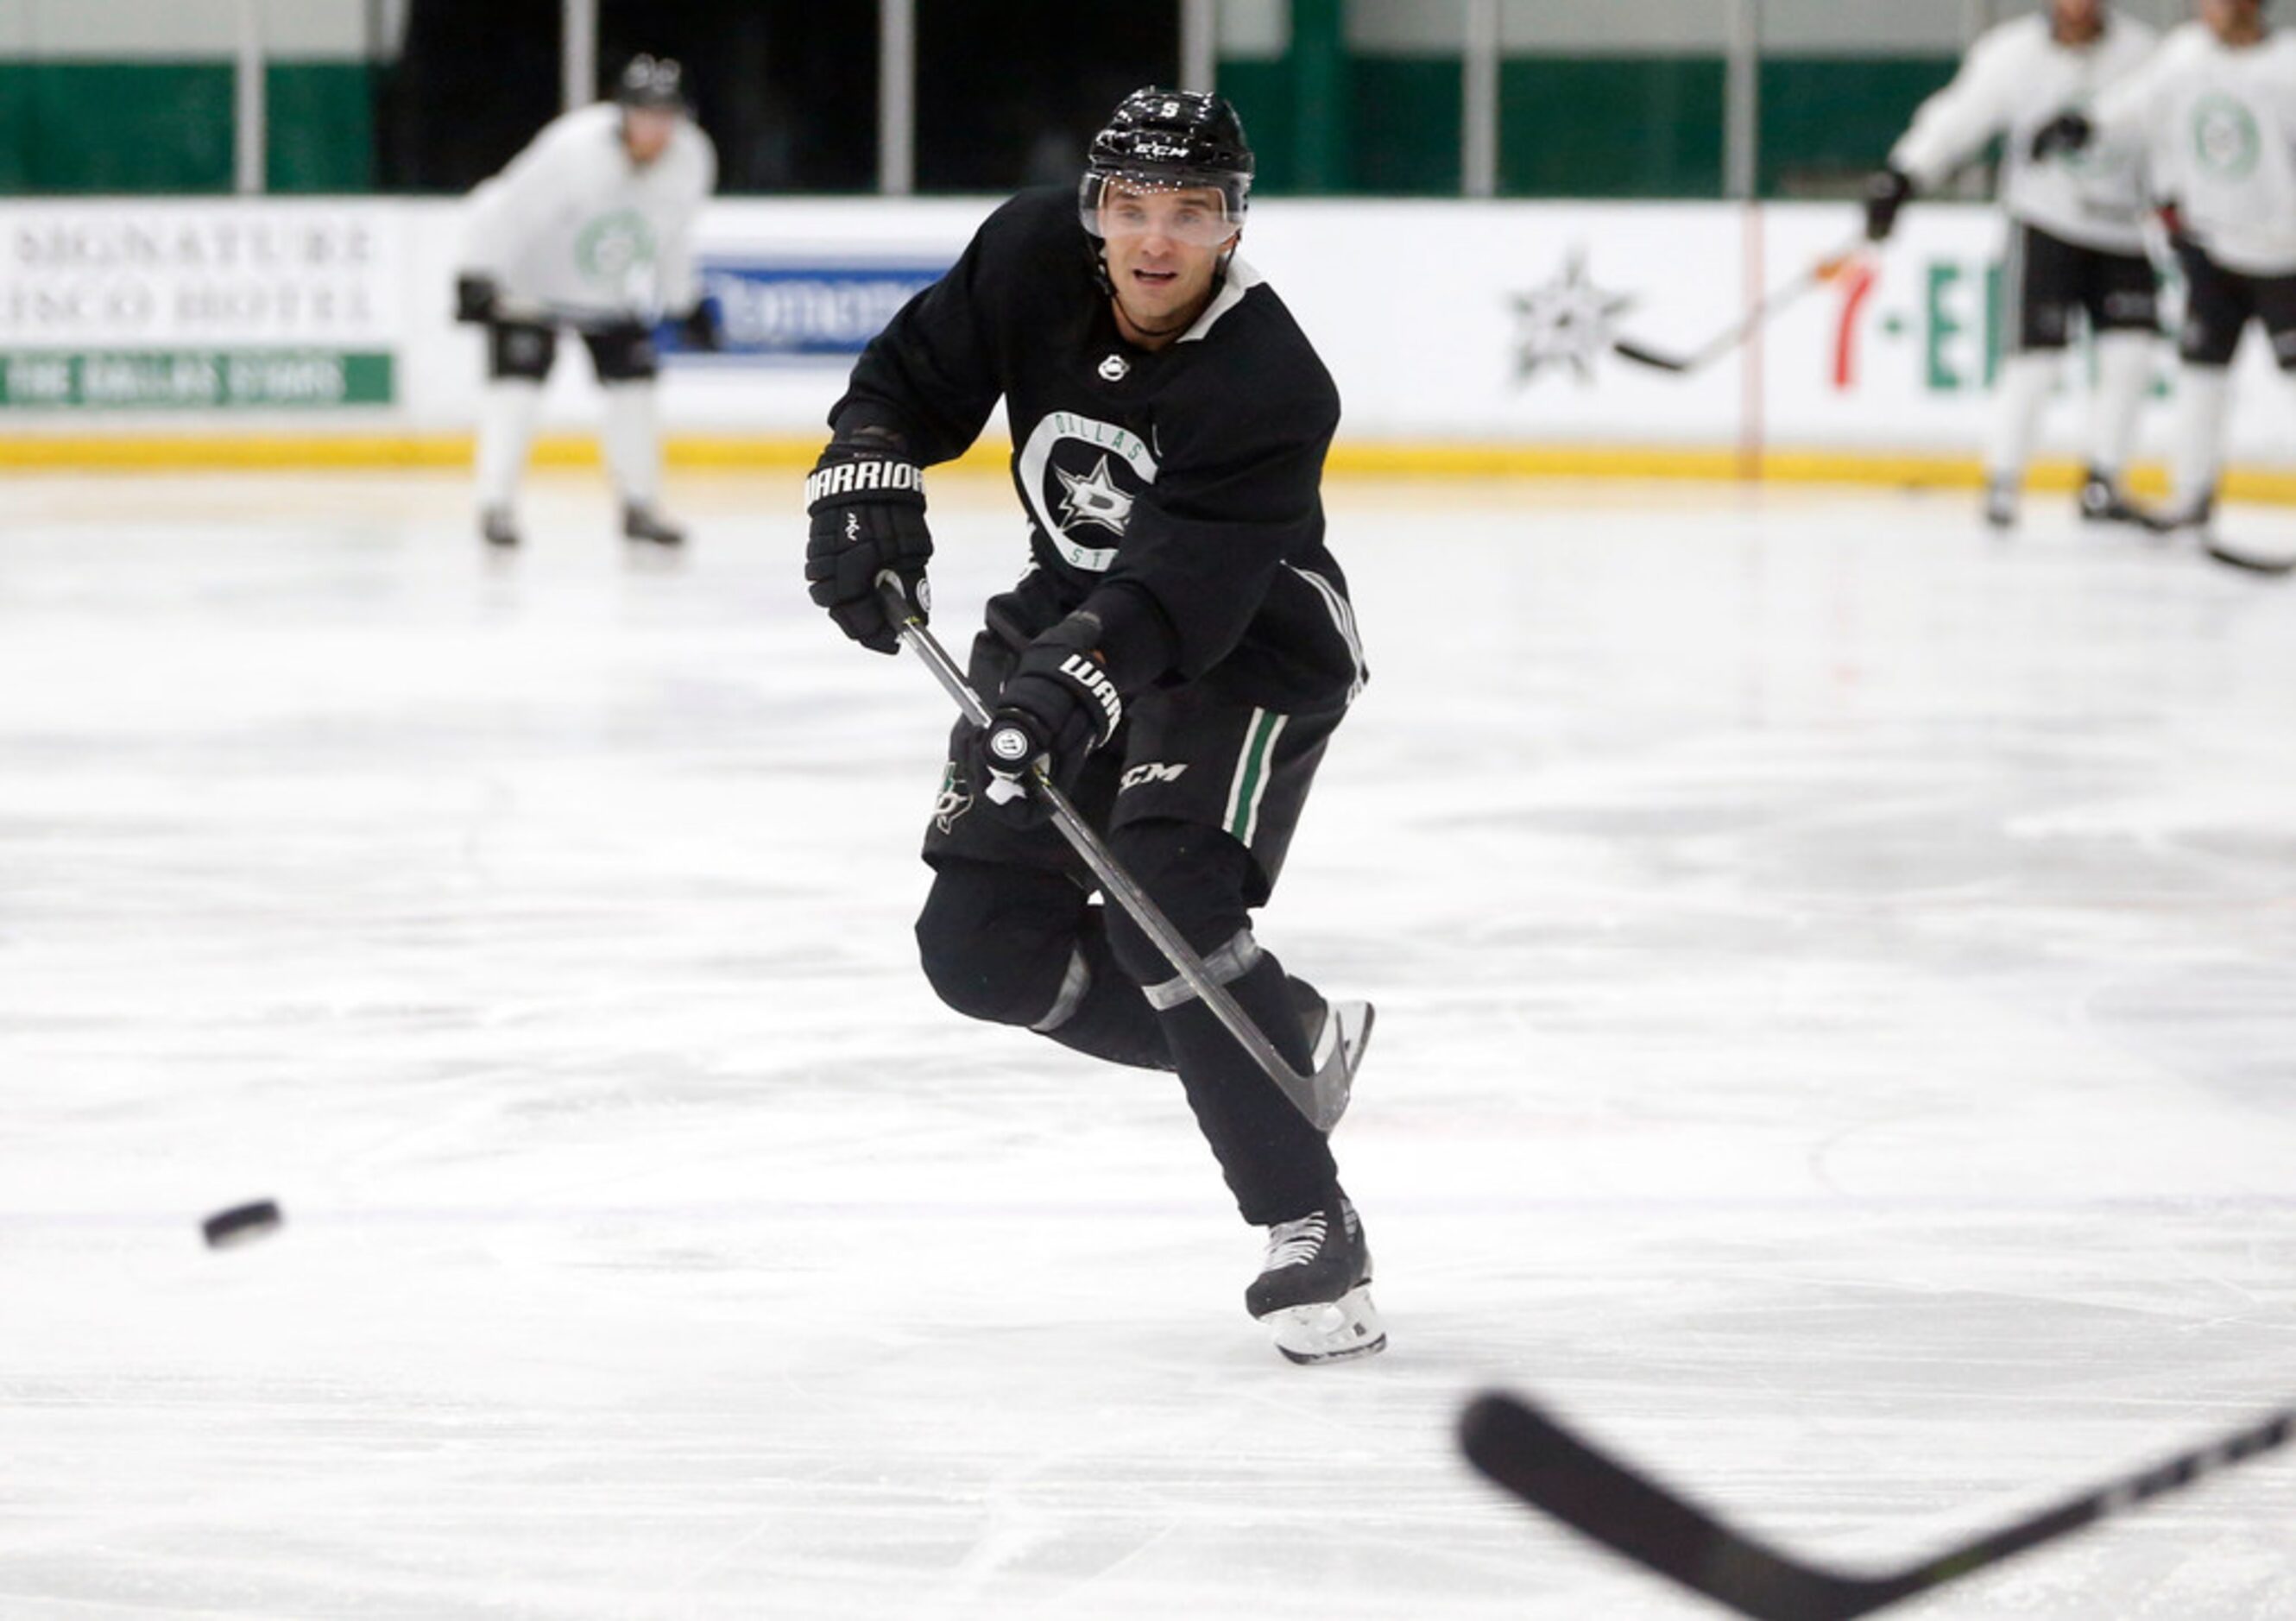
1262, 1284, 1387, 1366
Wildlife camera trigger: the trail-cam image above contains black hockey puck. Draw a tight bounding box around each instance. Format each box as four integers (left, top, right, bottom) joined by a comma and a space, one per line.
202, 1199, 284, 1249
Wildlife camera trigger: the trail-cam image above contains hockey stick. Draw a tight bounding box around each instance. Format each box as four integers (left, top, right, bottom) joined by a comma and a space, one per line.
1612, 236, 1869, 375
875, 581, 1340, 1132
2202, 539, 2296, 578
1459, 1390, 2294, 1621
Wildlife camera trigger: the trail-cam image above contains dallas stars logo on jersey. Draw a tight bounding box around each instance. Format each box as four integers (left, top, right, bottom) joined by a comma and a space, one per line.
2191, 93, 2262, 181
575, 207, 659, 291
1056, 454, 1137, 536
1018, 411, 1157, 571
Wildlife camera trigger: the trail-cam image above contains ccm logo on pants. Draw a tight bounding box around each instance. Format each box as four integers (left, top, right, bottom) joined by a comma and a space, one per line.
1121, 761, 1189, 791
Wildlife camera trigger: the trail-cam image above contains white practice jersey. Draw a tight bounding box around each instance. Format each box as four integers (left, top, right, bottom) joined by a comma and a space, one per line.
1891, 11, 2158, 255
2094, 23, 2296, 276
462, 102, 717, 320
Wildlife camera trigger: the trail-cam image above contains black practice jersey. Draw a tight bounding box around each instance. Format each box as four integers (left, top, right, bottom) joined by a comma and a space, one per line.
833, 187, 1364, 712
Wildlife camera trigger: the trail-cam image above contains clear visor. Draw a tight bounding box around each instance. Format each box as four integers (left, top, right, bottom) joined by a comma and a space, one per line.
1079, 172, 1246, 249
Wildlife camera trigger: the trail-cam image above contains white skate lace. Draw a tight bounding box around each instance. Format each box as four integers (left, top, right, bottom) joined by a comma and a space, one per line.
1260, 1212, 1327, 1272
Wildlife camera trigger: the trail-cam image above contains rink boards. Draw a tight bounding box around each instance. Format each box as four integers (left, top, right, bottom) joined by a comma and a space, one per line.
0, 195, 2289, 495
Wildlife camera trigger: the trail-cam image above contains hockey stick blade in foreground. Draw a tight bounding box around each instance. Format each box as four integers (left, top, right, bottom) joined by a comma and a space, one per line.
1459, 1391, 2294, 1621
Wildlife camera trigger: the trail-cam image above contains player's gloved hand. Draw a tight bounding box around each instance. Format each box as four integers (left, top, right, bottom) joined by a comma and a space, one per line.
968, 613, 1125, 827
805, 430, 930, 655
1862, 167, 1914, 243
2158, 199, 2191, 252
674, 298, 724, 353
2029, 110, 2094, 163
454, 273, 500, 325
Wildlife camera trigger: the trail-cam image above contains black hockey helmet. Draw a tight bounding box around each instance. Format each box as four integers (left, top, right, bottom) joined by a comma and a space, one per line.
1080, 87, 1254, 239
615, 54, 691, 114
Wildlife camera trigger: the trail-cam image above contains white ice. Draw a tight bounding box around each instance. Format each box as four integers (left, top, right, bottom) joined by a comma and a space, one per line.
3, 470, 2295, 1620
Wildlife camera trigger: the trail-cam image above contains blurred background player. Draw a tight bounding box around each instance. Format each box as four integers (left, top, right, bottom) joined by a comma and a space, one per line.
804, 89, 1381, 1366
453, 54, 721, 550
1864, 0, 2160, 530
2041, 0, 2296, 553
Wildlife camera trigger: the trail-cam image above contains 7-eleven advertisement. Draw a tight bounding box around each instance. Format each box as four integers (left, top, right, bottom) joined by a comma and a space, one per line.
1245, 198, 2293, 469
1762, 200, 2292, 467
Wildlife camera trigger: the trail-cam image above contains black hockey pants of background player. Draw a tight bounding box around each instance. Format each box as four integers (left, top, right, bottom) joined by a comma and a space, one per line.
913, 592, 1343, 1226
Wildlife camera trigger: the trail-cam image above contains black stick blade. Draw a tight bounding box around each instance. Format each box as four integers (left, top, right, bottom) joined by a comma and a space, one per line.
1462, 1391, 2296, 1621
1610, 338, 1695, 373
2202, 540, 2296, 577
1458, 1392, 1893, 1621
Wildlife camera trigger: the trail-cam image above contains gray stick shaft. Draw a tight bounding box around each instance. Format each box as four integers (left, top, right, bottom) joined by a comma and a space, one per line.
879, 585, 1319, 1116
1662, 231, 1868, 374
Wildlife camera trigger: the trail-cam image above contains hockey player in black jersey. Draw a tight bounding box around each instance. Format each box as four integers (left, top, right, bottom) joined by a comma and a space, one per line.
804, 88, 1382, 1365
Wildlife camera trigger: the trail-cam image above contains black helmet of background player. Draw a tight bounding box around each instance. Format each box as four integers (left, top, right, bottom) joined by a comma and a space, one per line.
1079, 88, 1253, 288
616, 54, 691, 114
615, 54, 689, 164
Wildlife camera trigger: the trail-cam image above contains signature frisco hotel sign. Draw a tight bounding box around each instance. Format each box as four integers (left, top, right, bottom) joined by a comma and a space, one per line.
0, 204, 401, 408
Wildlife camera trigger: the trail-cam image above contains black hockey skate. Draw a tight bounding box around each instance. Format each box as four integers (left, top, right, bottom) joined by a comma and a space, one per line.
1247, 1190, 1386, 1365
2137, 490, 2214, 541
2077, 466, 2144, 526
480, 507, 520, 548
1293, 993, 1373, 1134
621, 501, 686, 546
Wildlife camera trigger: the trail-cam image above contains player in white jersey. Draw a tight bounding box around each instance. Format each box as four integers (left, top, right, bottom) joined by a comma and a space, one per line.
454, 55, 721, 549
2041, 0, 2296, 551
1863, 0, 2160, 530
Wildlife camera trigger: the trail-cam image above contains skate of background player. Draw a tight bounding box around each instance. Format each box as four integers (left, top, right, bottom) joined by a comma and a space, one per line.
876, 579, 1346, 1132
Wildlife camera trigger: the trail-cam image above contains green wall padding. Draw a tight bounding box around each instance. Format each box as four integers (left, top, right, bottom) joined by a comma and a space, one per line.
0, 50, 1974, 200
1351, 57, 1460, 195
0, 61, 234, 192
268, 62, 375, 193
1759, 56, 1959, 195
0, 60, 371, 195
1499, 56, 1726, 198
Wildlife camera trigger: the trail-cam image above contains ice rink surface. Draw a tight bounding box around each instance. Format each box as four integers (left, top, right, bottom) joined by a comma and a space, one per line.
3, 469, 2294, 1619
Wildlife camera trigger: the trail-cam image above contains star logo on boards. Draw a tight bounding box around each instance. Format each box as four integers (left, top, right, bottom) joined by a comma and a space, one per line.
1509, 246, 1637, 385
1055, 453, 1137, 536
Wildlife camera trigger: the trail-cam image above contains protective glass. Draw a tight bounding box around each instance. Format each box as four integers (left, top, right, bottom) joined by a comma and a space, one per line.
1078, 173, 1246, 249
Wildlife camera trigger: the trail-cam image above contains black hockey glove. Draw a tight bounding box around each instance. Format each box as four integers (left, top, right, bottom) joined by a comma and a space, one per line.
2029, 111, 2094, 163
1862, 167, 1914, 243
454, 273, 500, 325
674, 298, 724, 353
804, 430, 930, 655
968, 613, 1125, 828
